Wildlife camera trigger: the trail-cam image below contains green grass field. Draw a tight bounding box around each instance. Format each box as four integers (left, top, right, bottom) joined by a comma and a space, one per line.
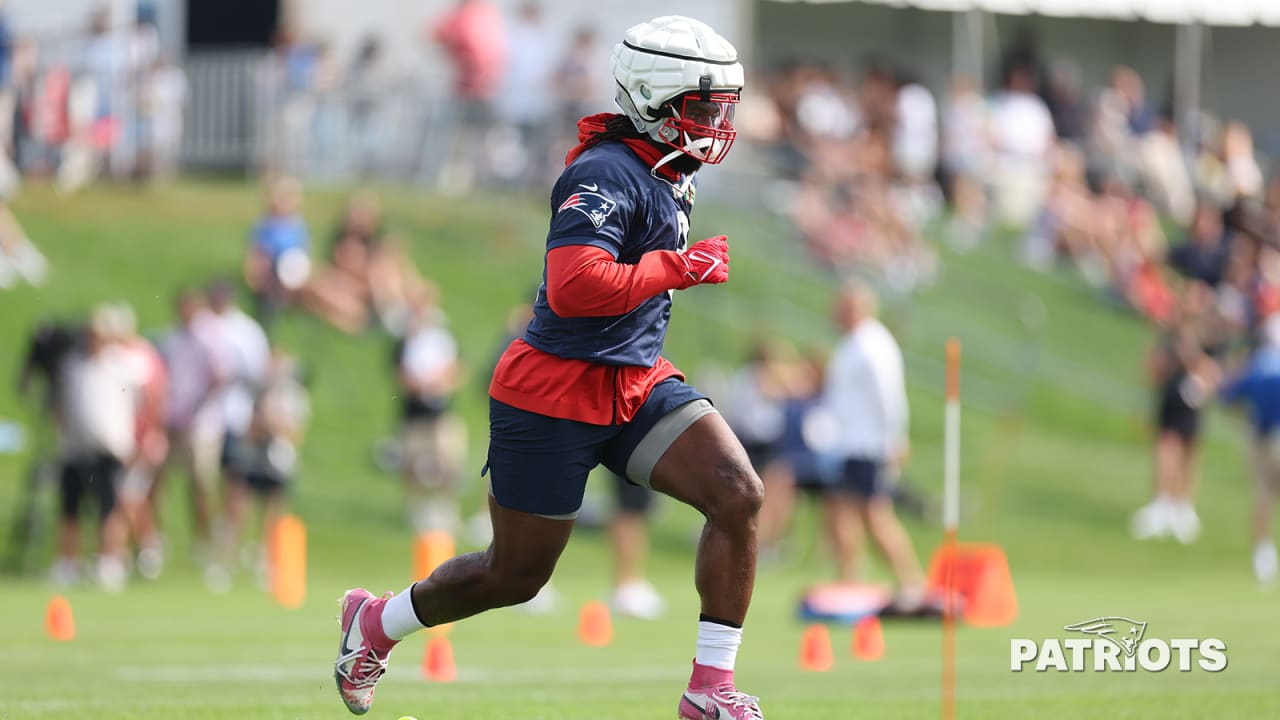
1, 181, 1278, 719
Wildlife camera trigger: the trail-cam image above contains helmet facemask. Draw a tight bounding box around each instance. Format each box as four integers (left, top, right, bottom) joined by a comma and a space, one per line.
656, 83, 739, 165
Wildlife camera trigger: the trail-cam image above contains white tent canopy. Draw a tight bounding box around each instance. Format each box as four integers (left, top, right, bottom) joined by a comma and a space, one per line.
768, 0, 1280, 26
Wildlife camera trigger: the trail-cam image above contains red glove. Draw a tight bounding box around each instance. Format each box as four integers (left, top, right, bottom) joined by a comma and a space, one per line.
679, 235, 730, 288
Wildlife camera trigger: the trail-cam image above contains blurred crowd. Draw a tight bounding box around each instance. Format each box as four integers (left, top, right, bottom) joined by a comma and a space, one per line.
256, 0, 608, 191
12, 182, 473, 593
0, 5, 187, 191
739, 42, 1270, 299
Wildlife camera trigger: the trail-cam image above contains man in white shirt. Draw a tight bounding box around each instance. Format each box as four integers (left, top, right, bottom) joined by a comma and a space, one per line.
205, 279, 270, 585
822, 280, 929, 611
54, 306, 142, 591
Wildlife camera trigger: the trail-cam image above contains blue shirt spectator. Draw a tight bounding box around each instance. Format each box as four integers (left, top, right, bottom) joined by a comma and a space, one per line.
252, 215, 310, 263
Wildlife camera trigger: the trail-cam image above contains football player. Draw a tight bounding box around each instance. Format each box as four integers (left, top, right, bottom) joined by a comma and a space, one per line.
336, 16, 763, 719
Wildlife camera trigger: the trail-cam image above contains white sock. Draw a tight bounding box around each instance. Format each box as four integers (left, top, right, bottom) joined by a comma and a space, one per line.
695, 620, 742, 671
380, 583, 427, 641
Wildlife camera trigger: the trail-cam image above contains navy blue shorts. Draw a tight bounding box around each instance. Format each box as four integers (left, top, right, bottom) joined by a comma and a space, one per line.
841, 457, 891, 499
485, 377, 707, 518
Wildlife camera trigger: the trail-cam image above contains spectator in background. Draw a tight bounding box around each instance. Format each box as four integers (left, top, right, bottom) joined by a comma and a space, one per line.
1169, 198, 1229, 288
429, 0, 508, 191
1132, 282, 1222, 544
498, 1, 556, 189
823, 281, 932, 613
52, 305, 139, 591
721, 340, 789, 554
302, 189, 384, 333
205, 279, 270, 578
138, 54, 187, 181
1139, 113, 1195, 226
394, 284, 466, 534
110, 303, 170, 580
1089, 66, 1145, 187
303, 190, 429, 336
78, 7, 125, 178
1043, 59, 1085, 144
156, 288, 227, 578
1219, 314, 1280, 586
1221, 121, 1264, 209
244, 176, 310, 327
761, 349, 838, 562
988, 61, 1054, 228
307, 41, 345, 181
346, 36, 391, 178
220, 347, 310, 588
891, 68, 941, 229
940, 73, 990, 249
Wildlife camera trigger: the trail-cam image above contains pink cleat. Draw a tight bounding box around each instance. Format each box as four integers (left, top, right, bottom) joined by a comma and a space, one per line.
678, 683, 764, 719
334, 588, 395, 715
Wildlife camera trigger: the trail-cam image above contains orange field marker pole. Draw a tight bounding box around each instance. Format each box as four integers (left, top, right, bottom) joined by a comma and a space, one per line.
942, 338, 961, 720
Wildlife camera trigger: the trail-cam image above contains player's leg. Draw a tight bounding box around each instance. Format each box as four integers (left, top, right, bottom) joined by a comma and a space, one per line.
648, 411, 761, 624
819, 490, 864, 583
604, 381, 763, 719
646, 412, 764, 720
334, 398, 602, 715
858, 496, 926, 597
846, 458, 926, 612
52, 456, 85, 586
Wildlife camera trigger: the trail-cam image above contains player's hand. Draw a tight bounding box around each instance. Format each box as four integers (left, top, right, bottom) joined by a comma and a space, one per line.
679, 235, 730, 288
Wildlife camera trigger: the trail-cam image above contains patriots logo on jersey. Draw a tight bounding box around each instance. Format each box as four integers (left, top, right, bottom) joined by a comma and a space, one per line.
559, 190, 618, 230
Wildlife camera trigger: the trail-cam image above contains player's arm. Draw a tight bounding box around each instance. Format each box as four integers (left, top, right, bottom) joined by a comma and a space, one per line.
545, 237, 729, 318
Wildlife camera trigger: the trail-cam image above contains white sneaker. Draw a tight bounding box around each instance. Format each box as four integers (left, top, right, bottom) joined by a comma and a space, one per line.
97, 555, 127, 593
1254, 542, 1278, 587
1171, 503, 1201, 545
50, 558, 80, 587
137, 546, 164, 580
1130, 500, 1173, 540
610, 580, 666, 620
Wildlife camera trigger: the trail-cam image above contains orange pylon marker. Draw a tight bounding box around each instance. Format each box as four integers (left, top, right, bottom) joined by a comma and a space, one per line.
423, 635, 457, 682
45, 595, 75, 641
413, 530, 455, 582
852, 615, 884, 661
798, 624, 833, 671
578, 600, 613, 647
270, 514, 307, 609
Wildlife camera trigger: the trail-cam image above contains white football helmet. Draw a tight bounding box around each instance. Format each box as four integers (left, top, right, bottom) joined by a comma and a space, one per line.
611, 16, 744, 165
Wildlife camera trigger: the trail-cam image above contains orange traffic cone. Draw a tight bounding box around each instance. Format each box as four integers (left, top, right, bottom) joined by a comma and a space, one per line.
270, 514, 307, 609
413, 530, 455, 581
423, 635, 456, 682
798, 624, 833, 671
926, 542, 1018, 627
578, 600, 613, 647
852, 615, 884, 661
45, 595, 75, 641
